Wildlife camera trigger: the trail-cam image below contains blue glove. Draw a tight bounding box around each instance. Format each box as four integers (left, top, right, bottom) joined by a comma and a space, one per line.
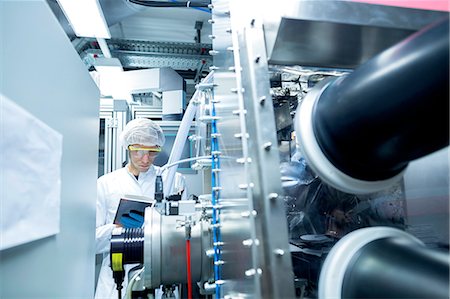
120, 210, 144, 228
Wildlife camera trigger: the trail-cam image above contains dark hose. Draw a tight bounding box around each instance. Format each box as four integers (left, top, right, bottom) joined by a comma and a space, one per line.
313, 17, 449, 181
342, 237, 449, 298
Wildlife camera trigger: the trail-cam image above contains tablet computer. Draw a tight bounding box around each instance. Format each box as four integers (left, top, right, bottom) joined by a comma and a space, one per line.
113, 196, 155, 225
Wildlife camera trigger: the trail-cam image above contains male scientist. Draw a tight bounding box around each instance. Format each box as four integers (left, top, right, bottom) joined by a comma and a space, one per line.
95, 118, 188, 299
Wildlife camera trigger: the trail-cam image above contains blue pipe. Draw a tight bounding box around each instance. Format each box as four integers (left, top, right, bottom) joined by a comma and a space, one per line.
169, 0, 211, 13
211, 101, 222, 299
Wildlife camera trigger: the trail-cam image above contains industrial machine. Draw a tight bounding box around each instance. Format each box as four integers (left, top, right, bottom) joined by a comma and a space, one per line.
108, 1, 449, 298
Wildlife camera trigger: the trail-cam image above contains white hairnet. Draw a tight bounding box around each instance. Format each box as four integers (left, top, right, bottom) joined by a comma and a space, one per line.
120, 118, 165, 148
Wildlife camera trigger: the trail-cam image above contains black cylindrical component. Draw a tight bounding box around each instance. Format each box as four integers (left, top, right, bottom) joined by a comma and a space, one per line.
313, 17, 449, 181
110, 228, 145, 265
155, 175, 164, 202
342, 237, 449, 299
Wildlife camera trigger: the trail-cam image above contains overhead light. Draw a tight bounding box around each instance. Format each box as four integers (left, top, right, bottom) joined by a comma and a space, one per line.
56, 0, 111, 38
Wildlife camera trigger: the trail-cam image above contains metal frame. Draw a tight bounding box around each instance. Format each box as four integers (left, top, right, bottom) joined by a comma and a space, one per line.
99, 98, 129, 175
229, 3, 295, 297
210, 0, 260, 298
207, 1, 449, 298
210, 0, 295, 297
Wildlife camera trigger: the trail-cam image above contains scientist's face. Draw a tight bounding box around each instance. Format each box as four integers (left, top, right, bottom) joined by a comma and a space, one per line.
128, 144, 160, 174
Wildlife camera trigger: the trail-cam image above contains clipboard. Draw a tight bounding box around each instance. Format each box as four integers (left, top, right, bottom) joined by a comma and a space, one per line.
113, 196, 155, 225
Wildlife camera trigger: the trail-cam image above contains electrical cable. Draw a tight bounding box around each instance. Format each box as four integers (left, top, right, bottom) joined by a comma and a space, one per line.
170, 0, 211, 13
186, 239, 193, 299
125, 267, 146, 299
159, 155, 212, 174
129, 0, 209, 8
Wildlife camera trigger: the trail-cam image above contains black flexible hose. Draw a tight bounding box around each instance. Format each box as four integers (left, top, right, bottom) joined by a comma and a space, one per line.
312, 16, 449, 181
342, 237, 449, 298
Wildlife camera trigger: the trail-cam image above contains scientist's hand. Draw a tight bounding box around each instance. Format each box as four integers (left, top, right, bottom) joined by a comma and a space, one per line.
120, 210, 145, 228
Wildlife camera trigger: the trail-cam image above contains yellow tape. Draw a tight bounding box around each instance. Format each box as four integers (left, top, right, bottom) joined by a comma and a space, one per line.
111, 253, 123, 271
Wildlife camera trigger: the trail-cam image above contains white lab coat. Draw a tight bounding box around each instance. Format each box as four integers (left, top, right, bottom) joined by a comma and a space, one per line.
95, 164, 187, 299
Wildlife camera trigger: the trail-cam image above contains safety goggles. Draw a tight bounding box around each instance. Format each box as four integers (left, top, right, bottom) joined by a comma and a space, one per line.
128, 145, 161, 158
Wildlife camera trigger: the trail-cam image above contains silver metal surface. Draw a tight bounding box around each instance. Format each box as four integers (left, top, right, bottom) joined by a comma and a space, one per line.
79, 38, 212, 71
210, 0, 259, 297
270, 18, 413, 69
205, 0, 297, 297
259, 0, 448, 68
229, 3, 294, 296
143, 207, 211, 288
404, 148, 450, 248
130, 105, 162, 119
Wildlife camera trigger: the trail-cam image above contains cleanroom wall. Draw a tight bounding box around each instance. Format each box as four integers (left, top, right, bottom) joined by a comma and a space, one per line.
0, 1, 99, 298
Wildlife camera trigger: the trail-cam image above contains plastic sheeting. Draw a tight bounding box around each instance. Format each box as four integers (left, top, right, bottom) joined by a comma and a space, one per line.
281, 154, 406, 297
1, 96, 63, 250
282, 156, 406, 241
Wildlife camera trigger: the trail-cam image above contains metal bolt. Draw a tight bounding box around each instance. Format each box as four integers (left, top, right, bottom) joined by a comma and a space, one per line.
209, 66, 219, 71
234, 133, 249, 139
241, 210, 257, 218
226, 28, 232, 33
233, 109, 247, 115
242, 239, 253, 247
245, 268, 262, 277
208, 4, 214, 9
208, 19, 215, 24
239, 184, 249, 190
268, 193, 279, 200
243, 238, 260, 246
236, 157, 251, 164
259, 96, 266, 105
250, 19, 255, 26
209, 35, 216, 40
263, 142, 272, 151
255, 56, 261, 63
241, 211, 251, 218
273, 249, 285, 256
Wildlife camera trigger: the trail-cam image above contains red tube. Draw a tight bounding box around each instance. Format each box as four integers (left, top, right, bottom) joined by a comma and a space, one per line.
186, 239, 193, 299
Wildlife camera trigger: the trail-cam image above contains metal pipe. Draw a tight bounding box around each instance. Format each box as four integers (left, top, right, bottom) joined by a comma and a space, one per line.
97, 38, 112, 58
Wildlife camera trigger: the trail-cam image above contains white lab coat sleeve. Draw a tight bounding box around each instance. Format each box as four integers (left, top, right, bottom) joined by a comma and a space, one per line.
174, 172, 189, 200
96, 177, 115, 254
